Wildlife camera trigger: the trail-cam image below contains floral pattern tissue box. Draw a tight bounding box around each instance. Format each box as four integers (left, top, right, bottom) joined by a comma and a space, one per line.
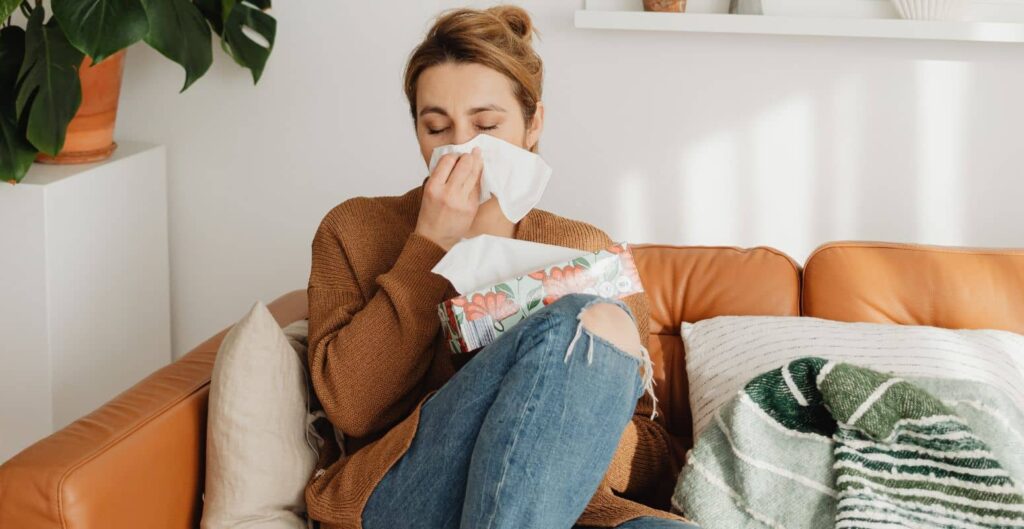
438, 242, 645, 354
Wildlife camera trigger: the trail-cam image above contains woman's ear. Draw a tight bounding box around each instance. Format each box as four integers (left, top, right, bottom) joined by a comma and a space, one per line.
525, 101, 545, 152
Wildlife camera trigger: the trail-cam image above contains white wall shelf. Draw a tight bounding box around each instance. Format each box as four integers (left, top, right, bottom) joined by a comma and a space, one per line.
575, 8, 1024, 44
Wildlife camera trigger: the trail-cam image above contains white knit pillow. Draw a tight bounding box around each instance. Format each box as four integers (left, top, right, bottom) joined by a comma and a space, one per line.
201, 302, 317, 529
682, 315, 1024, 438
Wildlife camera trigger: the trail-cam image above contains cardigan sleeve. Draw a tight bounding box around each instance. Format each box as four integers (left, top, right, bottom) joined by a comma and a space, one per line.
307, 208, 450, 439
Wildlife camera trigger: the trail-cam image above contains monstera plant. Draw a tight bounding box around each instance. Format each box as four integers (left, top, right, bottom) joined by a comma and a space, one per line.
1, 0, 276, 183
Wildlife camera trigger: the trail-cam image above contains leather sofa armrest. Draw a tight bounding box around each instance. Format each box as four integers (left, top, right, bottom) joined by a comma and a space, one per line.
0, 290, 309, 529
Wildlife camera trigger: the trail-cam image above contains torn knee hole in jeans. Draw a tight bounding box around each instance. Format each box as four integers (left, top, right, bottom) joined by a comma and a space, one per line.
563, 299, 659, 420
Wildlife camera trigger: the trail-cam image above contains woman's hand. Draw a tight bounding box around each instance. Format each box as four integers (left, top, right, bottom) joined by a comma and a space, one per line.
415, 147, 483, 251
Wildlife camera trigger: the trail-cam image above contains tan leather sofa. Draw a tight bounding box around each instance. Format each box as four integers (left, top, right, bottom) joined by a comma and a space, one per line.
3, 241, 1023, 529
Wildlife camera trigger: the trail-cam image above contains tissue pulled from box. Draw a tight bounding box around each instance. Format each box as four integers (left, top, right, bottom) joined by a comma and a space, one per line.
431, 234, 585, 295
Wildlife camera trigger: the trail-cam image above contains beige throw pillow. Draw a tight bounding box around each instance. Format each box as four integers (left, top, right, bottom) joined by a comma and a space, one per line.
201, 302, 317, 529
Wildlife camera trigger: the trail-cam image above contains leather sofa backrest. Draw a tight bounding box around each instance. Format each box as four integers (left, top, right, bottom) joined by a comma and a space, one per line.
631, 244, 801, 450
803, 242, 1024, 334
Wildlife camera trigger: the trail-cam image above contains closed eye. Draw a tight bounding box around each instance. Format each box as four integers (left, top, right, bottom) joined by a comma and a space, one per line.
427, 124, 497, 135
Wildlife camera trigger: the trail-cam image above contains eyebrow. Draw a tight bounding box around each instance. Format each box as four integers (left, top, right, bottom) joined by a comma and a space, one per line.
418, 104, 506, 118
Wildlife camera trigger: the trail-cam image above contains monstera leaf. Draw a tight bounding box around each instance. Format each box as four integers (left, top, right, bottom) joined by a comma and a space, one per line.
0, 26, 37, 183
140, 0, 212, 91
16, 7, 84, 156
0, 0, 20, 21
184, 0, 275, 83
222, 0, 275, 83
52, 0, 149, 63
193, 0, 223, 35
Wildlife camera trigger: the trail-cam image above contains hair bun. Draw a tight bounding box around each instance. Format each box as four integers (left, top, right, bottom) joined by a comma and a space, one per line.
488, 5, 534, 43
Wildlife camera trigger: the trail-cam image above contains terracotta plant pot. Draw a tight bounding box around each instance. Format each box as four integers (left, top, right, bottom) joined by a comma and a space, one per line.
35, 50, 126, 165
644, 0, 687, 11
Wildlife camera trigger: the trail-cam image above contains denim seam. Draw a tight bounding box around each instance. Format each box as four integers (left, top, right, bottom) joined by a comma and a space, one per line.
481, 328, 552, 529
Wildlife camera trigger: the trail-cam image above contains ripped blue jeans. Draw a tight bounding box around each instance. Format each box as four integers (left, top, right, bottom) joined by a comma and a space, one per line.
362, 293, 698, 529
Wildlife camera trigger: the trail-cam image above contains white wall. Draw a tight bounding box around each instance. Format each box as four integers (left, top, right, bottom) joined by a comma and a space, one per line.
116, 1, 1024, 357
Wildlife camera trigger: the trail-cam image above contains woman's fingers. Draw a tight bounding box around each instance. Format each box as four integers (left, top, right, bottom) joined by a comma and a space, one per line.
467, 171, 482, 206
414, 150, 483, 251
426, 153, 460, 191
446, 151, 476, 199
427, 149, 482, 208
459, 148, 483, 200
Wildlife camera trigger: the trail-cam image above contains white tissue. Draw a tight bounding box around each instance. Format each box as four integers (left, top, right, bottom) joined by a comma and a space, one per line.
427, 134, 552, 223
431, 234, 586, 295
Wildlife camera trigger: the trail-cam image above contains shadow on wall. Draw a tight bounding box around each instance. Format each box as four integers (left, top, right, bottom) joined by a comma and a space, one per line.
543, 29, 1024, 261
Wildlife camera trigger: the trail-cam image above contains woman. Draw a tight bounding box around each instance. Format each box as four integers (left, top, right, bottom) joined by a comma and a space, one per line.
305, 6, 697, 529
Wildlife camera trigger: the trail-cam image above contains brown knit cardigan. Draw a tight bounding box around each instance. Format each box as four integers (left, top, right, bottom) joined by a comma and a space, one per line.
304, 183, 687, 528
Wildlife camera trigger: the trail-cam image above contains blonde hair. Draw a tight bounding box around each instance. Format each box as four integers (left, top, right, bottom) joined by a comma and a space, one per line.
404, 6, 543, 132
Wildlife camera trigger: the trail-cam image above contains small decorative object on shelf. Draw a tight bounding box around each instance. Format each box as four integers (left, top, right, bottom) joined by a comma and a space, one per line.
644, 0, 687, 12
735, 0, 764, 14
891, 0, 967, 20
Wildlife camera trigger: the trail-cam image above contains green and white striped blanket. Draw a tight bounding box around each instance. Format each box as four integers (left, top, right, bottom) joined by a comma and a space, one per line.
674, 357, 1024, 529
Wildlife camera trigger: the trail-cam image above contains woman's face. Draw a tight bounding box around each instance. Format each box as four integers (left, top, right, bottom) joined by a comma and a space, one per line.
414, 62, 543, 166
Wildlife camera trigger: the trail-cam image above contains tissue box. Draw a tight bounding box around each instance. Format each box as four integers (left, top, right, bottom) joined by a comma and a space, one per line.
438, 242, 645, 354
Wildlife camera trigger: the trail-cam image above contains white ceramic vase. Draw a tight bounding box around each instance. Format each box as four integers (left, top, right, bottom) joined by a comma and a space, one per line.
891, 0, 968, 20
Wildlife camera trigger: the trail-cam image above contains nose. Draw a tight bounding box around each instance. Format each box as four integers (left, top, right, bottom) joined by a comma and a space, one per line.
452, 122, 477, 146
